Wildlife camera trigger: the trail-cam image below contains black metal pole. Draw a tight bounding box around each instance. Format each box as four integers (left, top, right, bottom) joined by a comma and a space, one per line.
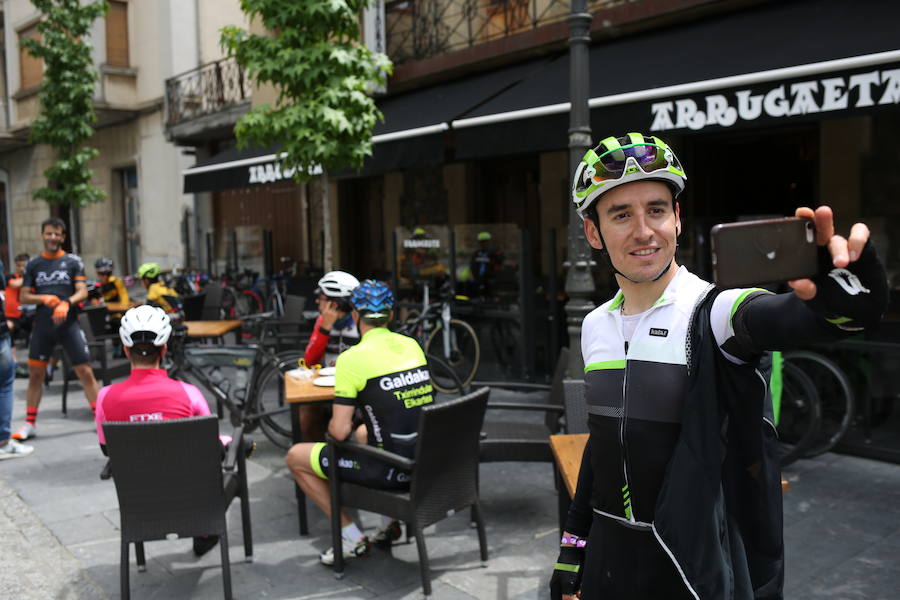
564, 0, 595, 377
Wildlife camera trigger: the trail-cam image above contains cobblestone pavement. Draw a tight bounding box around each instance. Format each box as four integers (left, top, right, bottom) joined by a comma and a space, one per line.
2, 376, 900, 599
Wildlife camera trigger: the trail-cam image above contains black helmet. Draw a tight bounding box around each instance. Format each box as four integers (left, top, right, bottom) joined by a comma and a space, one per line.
95, 257, 114, 272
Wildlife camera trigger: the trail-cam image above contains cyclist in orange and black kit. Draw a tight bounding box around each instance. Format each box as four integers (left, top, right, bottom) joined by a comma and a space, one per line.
12, 218, 99, 441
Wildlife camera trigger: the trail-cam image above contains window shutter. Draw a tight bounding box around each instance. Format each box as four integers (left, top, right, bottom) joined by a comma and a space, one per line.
18, 25, 42, 90
106, 1, 129, 67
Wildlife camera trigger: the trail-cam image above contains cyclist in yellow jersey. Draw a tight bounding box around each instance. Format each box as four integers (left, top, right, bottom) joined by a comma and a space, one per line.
285, 280, 432, 565
136, 263, 180, 313
94, 257, 130, 325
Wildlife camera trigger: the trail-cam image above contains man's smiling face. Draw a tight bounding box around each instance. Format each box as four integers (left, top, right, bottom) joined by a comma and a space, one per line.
583, 180, 680, 283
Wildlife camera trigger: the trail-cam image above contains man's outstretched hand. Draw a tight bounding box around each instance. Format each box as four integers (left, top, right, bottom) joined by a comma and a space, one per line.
788, 206, 870, 300
788, 205, 887, 331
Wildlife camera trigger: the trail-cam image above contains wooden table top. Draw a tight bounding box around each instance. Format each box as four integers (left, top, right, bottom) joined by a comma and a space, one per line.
285, 373, 335, 404
184, 320, 243, 338
549, 433, 588, 499
549, 433, 789, 499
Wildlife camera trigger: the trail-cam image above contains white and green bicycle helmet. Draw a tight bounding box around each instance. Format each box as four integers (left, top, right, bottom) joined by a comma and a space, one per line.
572, 132, 687, 219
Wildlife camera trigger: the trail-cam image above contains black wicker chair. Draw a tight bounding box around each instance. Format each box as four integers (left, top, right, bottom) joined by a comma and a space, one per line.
326, 387, 490, 596
103, 416, 253, 600
60, 310, 130, 415
261, 294, 311, 351
200, 282, 226, 320
562, 378, 588, 434
476, 347, 570, 463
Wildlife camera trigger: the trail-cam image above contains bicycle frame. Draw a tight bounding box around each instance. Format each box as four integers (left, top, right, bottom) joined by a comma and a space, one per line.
168, 321, 298, 429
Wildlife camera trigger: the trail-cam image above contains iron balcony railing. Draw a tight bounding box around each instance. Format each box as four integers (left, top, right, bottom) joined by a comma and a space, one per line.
165, 56, 251, 128
386, 0, 620, 65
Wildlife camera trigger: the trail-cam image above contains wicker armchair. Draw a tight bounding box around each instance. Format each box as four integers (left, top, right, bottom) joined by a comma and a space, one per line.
326, 387, 490, 596
60, 309, 130, 415
103, 416, 253, 600
476, 347, 570, 463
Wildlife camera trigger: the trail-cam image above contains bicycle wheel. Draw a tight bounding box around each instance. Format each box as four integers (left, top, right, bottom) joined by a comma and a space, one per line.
777, 360, 822, 467
424, 318, 480, 393
252, 351, 304, 449
266, 291, 284, 318
221, 287, 238, 318
425, 352, 467, 398
783, 351, 855, 458
241, 289, 264, 315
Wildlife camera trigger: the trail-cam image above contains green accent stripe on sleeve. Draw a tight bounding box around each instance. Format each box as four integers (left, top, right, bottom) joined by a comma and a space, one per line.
585, 360, 626, 373
770, 351, 783, 426
310, 442, 328, 480
554, 562, 581, 573
729, 288, 766, 327
826, 316, 853, 324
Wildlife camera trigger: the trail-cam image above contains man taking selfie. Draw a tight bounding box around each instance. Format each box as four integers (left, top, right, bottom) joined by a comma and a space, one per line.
549, 132, 887, 600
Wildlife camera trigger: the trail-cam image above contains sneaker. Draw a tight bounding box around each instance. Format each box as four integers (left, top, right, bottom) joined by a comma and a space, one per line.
0, 439, 34, 460
11, 423, 36, 441
372, 520, 402, 546
319, 536, 370, 565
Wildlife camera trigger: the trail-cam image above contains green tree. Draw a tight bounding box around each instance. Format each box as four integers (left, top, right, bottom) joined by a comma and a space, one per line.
221, 0, 391, 269
23, 0, 108, 207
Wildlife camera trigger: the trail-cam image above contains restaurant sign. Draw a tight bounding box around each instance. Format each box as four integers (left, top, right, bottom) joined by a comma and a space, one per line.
247, 161, 321, 185
649, 62, 900, 133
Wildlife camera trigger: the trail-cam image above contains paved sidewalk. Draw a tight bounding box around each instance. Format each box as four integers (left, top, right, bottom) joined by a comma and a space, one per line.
2, 375, 900, 599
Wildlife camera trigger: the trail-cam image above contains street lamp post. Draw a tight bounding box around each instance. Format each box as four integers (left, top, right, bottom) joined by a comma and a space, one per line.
564, 0, 595, 377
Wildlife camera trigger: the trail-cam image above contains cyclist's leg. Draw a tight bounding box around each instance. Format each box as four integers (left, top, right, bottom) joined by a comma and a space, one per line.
23, 320, 54, 427
285, 442, 352, 525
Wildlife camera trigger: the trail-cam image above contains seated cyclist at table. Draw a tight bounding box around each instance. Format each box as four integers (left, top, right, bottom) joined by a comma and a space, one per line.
94, 305, 226, 557
299, 270, 360, 441
136, 262, 180, 313
285, 280, 433, 564
304, 270, 360, 368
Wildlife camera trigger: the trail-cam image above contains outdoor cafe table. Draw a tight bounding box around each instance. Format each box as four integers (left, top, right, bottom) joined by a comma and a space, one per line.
285, 373, 335, 535
183, 319, 243, 342
549, 433, 790, 534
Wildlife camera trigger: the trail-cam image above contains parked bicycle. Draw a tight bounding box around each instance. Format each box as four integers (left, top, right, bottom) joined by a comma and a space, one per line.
166, 317, 306, 449
394, 281, 480, 393
773, 349, 856, 466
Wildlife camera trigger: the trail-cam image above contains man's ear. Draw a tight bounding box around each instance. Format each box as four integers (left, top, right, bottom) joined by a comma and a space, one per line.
583, 217, 604, 250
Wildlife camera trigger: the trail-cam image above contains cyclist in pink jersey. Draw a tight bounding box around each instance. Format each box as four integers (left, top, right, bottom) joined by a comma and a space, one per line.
94, 305, 225, 557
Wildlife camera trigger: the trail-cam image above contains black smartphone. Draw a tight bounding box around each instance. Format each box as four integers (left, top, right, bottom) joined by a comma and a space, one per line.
710, 217, 817, 288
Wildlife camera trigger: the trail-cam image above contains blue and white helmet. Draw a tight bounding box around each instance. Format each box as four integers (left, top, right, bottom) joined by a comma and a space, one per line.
350, 280, 394, 318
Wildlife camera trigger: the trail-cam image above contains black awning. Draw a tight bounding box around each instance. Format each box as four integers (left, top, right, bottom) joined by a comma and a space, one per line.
183, 144, 288, 193
449, 0, 900, 158
371, 56, 553, 140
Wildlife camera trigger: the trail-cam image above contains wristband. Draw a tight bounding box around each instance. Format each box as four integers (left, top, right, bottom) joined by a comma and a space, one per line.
560, 535, 587, 548
318, 326, 331, 336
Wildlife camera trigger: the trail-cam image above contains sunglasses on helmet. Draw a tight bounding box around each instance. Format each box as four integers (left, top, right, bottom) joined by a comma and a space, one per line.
581, 142, 679, 183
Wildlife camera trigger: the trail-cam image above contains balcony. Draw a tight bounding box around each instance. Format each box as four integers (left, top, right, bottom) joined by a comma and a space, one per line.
165, 57, 252, 145
386, 0, 625, 65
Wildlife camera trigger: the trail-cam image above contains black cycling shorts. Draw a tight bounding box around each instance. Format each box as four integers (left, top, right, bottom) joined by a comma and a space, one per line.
580, 513, 694, 599
28, 314, 90, 366
310, 442, 410, 490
